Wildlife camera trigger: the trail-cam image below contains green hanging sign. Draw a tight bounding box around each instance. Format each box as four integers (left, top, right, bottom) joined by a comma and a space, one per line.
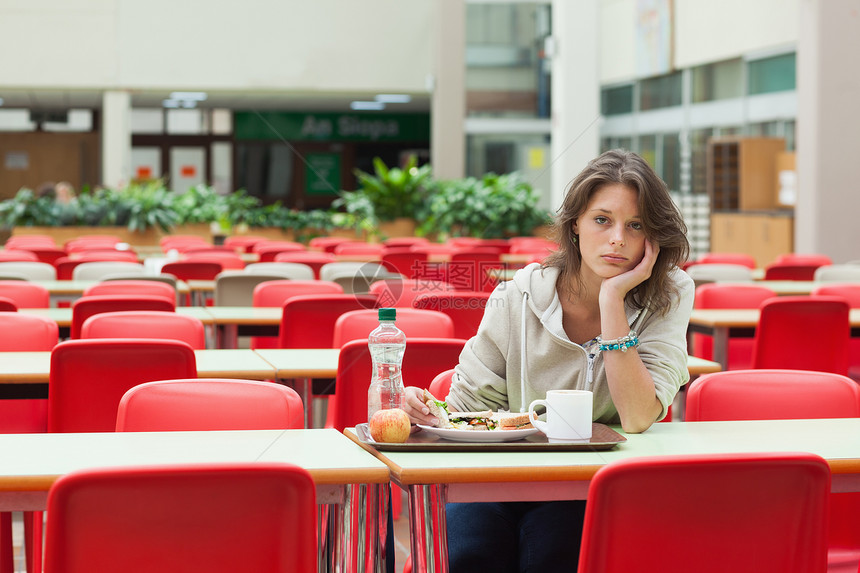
234, 111, 430, 142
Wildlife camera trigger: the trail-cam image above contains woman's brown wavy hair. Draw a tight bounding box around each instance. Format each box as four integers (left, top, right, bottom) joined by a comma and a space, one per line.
543, 149, 689, 315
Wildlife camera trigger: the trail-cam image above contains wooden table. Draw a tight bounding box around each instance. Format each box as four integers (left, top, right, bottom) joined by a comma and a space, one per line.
347, 418, 860, 573
0, 428, 390, 573
689, 308, 860, 368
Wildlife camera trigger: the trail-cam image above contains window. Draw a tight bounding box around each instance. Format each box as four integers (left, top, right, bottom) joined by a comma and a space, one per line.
691, 59, 743, 103
639, 71, 682, 111
601, 85, 634, 116
748, 53, 796, 95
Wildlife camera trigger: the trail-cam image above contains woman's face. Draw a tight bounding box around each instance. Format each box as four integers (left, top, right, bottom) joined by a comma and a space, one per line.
572, 183, 647, 282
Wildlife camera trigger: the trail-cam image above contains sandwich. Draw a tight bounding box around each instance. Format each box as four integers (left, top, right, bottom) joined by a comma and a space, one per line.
448, 410, 497, 431
495, 412, 534, 430
423, 389, 454, 428
421, 390, 535, 431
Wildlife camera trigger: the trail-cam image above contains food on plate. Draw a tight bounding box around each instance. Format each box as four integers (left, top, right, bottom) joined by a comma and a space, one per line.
422, 390, 534, 431
368, 408, 411, 443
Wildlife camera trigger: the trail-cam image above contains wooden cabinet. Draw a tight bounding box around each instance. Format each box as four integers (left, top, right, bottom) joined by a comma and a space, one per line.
710, 212, 794, 268
707, 137, 786, 212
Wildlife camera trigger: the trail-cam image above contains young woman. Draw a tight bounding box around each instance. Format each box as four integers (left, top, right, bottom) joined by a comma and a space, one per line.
402, 149, 694, 572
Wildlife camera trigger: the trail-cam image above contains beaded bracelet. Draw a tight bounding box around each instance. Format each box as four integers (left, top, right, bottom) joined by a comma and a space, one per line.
597, 331, 640, 353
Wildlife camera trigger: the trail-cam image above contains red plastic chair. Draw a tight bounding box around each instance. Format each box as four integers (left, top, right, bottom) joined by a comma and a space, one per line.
445, 250, 504, 292
161, 260, 224, 281
0, 250, 38, 262
428, 368, 454, 400
251, 280, 344, 349
775, 253, 833, 266
273, 251, 337, 279
763, 262, 822, 280
223, 234, 268, 253
116, 378, 304, 431
325, 337, 467, 431
182, 252, 245, 270
0, 313, 60, 572
308, 236, 357, 253
82, 279, 176, 301
413, 291, 490, 340
16, 247, 67, 266
333, 242, 385, 258
0, 280, 51, 308
48, 338, 198, 432
697, 252, 757, 269
752, 296, 850, 375
53, 257, 85, 280
81, 311, 206, 349
279, 294, 378, 351
5, 235, 56, 249
70, 294, 176, 339
0, 297, 16, 311
160, 237, 212, 253
43, 463, 317, 573
369, 278, 455, 308
380, 248, 430, 279
382, 237, 429, 249
685, 369, 860, 572
72, 250, 139, 263
577, 452, 830, 573
333, 308, 455, 347
692, 283, 776, 370
256, 243, 307, 262
813, 284, 860, 379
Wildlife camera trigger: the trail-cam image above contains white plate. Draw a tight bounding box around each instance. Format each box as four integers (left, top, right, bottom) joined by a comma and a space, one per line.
416, 424, 538, 443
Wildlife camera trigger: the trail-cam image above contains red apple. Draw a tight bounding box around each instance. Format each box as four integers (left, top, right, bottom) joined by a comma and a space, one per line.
369, 408, 411, 443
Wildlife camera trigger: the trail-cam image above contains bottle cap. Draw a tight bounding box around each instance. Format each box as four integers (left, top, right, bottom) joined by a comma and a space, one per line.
378, 307, 396, 321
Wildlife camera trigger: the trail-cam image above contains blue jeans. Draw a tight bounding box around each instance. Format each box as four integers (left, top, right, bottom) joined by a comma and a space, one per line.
446, 501, 586, 573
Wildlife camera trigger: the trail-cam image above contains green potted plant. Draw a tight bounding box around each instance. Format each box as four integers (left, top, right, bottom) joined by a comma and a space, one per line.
334, 155, 432, 239
419, 172, 553, 239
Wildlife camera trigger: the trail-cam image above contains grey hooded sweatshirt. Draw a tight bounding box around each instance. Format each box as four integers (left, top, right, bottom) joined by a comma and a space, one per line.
446, 262, 695, 424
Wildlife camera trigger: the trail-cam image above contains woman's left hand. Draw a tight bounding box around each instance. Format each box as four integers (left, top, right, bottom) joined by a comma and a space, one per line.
601, 239, 659, 299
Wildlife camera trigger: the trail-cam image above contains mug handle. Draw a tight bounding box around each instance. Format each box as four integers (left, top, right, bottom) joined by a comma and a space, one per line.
528, 399, 549, 434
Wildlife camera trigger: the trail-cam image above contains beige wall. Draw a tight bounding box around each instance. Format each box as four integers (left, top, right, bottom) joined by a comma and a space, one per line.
0, 0, 433, 95
599, 0, 799, 83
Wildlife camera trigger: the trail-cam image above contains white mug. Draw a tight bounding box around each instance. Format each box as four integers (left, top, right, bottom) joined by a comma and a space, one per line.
528, 390, 593, 443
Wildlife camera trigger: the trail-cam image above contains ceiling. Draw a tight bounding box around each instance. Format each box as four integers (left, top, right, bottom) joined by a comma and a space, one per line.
0, 89, 432, 113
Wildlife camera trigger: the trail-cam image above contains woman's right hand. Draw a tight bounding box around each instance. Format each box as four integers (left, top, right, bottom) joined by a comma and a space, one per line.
403, 386, 442, 426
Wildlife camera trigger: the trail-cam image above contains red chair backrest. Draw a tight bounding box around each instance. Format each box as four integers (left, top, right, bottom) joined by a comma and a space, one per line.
774, 253, 832, 266
578, 452, 830, 573
223, 235, 268, 253
0, 250, 39, 262
369, 278, 455, 308
812, 283, 860, 308
333, 308, 455, 347
763, 263, 822, 281
686, 369, 860, 421
250, 281, 345, 349
116, 379, 304, 431
256, 244, 307, 262
48, 338, 197, 433
692, 283, 776, 369
0, 296, 16, 311
428, 368, 455, 400
161, 261, 224, 281
379, 249, 430, 279
326, 337, 467, 431
82, 280, 176, 301
81, 310, 206, 349
697, 252, 757, 268
182, 253, 245, 270
0, 313, 59, 351
752, 296, 850, 374
44, 463, 317, 573
0, 279, 51, 308
279, 294, 378, 349
70, 295, 176, 339
413, 291, 490, 340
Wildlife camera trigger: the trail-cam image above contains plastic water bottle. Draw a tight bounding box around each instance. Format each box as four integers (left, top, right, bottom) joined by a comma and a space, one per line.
367, 307, 407, 421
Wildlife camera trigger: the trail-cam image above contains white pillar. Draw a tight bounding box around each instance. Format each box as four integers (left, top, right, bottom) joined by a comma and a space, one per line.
549, 0, 601, 211
796, 0, 860, 261
431, 0, 466, 180
101, 90, 132, 189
